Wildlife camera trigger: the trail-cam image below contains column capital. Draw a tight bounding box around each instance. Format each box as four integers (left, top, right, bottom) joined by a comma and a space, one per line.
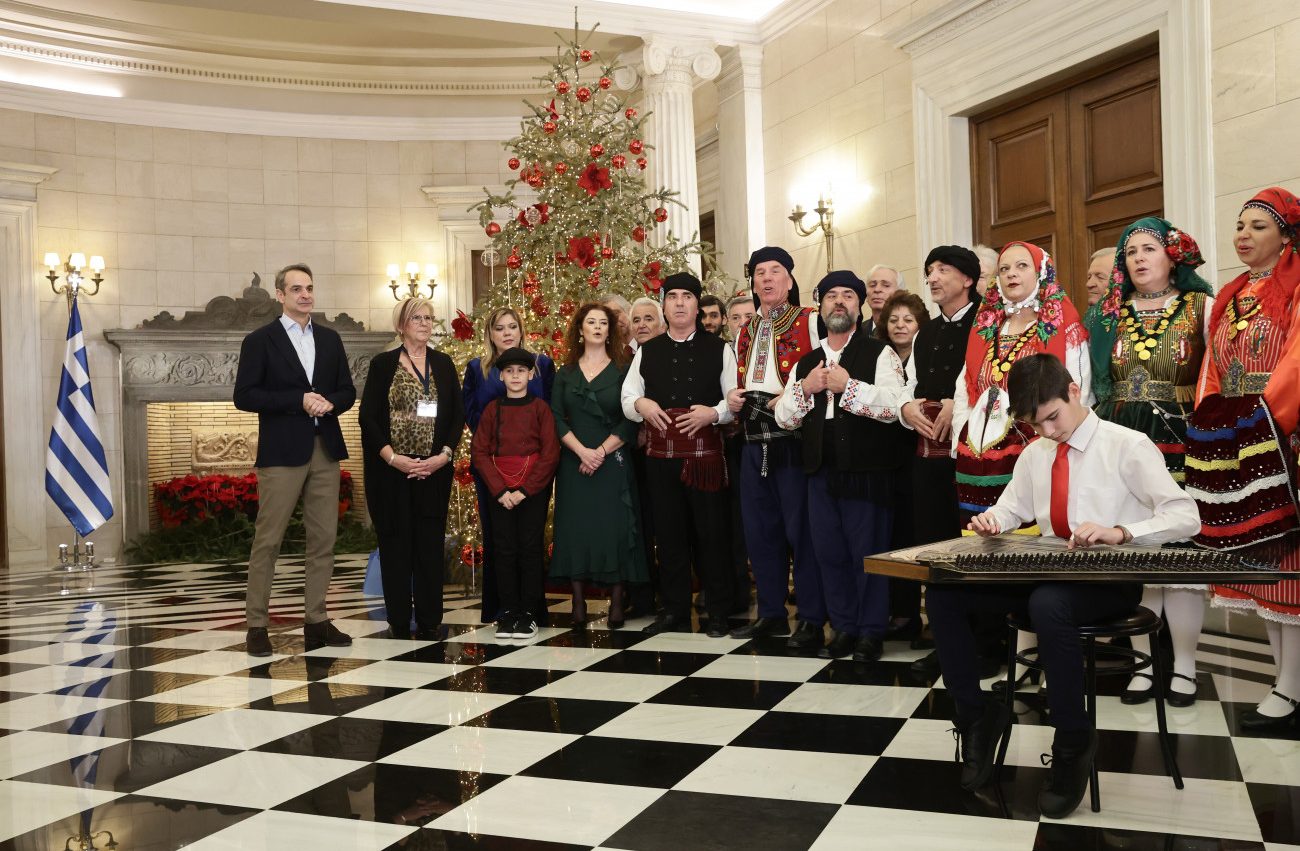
717, 44, 763, 101
614, 35, 721, 91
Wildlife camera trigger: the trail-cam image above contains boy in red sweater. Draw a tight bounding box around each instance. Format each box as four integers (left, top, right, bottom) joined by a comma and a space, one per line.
471, 347, 560, 638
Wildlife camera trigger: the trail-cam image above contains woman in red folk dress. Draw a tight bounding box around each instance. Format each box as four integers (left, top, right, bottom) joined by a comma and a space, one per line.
1185, 186, 1300, 731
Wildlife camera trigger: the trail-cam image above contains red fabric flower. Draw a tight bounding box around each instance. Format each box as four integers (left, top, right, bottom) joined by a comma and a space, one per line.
577, 162, 612, 197
452, 310, 475, 341
567, 236, 599, 268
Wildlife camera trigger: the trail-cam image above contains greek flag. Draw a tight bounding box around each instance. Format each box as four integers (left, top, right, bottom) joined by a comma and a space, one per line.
45, 297, 114, 535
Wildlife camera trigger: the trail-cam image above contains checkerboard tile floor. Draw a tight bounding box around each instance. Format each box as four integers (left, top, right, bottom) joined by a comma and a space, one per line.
1, 556, 1297, 850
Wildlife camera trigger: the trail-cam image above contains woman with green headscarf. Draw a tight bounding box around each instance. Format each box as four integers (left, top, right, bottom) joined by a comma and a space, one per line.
1085, 216, 1215, 708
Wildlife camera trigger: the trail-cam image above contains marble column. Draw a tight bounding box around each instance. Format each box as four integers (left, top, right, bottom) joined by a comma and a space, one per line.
715, 44, 765, 282
616, 35, 721, 275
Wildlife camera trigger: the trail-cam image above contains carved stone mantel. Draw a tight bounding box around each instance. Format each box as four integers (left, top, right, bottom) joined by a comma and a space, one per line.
105, 289, 393, 541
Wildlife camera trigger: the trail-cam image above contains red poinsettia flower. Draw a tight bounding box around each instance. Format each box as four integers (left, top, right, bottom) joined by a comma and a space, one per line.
567, 236, 599, 269
452, 310, 475, 341
577, 162, 612, 197
1165, 228, 1204, 269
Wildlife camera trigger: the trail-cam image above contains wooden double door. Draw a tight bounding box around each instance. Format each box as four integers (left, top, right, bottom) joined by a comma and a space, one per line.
971, 48, 1162, 310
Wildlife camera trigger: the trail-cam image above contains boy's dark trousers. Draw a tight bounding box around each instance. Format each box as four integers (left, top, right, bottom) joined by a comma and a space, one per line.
488, 492, 550, 618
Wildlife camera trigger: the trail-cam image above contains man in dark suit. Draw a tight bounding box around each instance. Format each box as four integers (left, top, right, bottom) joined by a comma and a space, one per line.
234, 263, 357, 657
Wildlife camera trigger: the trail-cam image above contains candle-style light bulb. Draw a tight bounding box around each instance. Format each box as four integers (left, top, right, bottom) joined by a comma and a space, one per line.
386, 263, 399, 280
425, 263, 438, 281
44, 252, 60, 268
89, 255, 105, 273
405, 261, 420, 277
69, 252, 86, 270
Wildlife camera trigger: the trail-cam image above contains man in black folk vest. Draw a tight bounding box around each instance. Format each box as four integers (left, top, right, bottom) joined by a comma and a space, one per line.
621, 272, 738, 637
233, 263, 356, 657
775, 271, 912, 662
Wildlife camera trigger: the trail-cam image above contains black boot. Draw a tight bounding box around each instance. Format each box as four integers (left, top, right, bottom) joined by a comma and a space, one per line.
1037, 729, 1098, 819
956, 703, 1006, 791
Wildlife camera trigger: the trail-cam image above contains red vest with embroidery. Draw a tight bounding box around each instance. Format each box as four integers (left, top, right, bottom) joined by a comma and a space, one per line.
736, 305, 816, 388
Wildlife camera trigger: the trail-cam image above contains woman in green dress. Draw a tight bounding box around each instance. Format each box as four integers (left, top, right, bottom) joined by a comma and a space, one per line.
550, 302, 648, 628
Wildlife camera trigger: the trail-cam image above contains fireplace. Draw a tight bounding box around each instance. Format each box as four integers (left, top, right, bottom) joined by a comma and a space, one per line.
107, 278, 393, 543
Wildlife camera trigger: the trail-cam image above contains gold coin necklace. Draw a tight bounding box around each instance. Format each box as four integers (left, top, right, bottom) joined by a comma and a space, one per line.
1122, 292, 1186, 361
1225, 290, 1262, 340
987, 322, 1038, 380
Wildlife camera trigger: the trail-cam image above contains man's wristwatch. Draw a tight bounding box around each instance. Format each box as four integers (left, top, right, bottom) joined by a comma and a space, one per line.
1115, 525, 1133, 544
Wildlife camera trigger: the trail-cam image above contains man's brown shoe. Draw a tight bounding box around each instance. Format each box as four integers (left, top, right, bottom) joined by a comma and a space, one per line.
304, 619, 353, 651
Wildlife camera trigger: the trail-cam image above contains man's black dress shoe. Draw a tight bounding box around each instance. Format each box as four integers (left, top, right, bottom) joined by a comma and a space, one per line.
786, 620, 824, 652
910, 649, 940, 675
853, 635, 883, 663
705, 617, 730, 638
642, 614, 690, 635
414, 626, 442, 641
387, 625, 412, 640
957, 703, 1006, 790
1038, 729, 1098, 819
304, 619, 353, 651
818, 630, 856, 659
246, 627, 273, 657
729, 616, 790, 639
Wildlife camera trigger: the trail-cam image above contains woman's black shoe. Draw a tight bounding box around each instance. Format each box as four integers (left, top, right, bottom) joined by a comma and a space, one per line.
885, 618, 921, 642
1120, 672, 1154, 705
607, 616, 625, 630
1166, 672, 1198, 708
1240, 690, 1298, 730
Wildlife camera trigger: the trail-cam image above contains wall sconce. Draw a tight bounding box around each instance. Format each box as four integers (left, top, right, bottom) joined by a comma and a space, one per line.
65, 829, 118, 850
387, 262, 438, 301
788, 195, 835, 274
45, 251, 105, 311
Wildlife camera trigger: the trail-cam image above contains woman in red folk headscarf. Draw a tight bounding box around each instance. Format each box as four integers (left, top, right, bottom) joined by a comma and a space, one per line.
1185, 186, 1300, 731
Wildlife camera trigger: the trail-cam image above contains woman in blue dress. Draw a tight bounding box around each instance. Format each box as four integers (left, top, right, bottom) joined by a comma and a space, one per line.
462, 306, 555, 623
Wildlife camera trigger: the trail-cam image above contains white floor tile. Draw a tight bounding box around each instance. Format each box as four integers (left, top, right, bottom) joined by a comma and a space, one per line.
0, 780, 122, 842
0, 663, 129, 694
773, 682, 931, 719
321, 660, 463, 689
674, 745, 873, 804
1231, 735, 1300, 785
0, 643, 126, 665
431, 776, 663, 845
140, 649, 287, 676
631, 632, 749, 654
345, 687, 516, 725
0, 730, 125, 779
137, 707, 333, 750
1060, 772, 1261, 841
810, 804, 1039, 850
444, 625, 568, 645
590, 703, 764, 746
442, 608, 487, 624
1212, 673, 1272, 705
136, 750, 365, 809
528, 671, 682, 703
481, 644, 622, 672
691, 654, 830, 683
303, 619, 391, 640
300, 636, 436, 660
380, 725, 579, 775
137, 675, 306, 709
0, 693, 126, 730
142, 630, 248, 651
1094, 695, 1231, 737
187, 809, 415, 851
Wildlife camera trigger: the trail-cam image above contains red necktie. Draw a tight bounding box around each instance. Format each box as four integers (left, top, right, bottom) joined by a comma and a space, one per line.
1050, 441, 1071, 539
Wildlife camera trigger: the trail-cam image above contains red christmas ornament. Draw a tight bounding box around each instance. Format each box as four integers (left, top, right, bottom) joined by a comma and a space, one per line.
601, 246, 614, 260
552, 328, 565, 344
530, 294, 550, 317
654, 207, 668, 223
629, 139, 644, 155
636, 157, 647, 170
556, 80, 570, 95
543, 120, 557, 135
625, 107, 637, 120
588, 271, 601, 288
576, 87, 592, 103
454, 458, 473, 487
611, 154, 626, 169
559, 299, 576, 318
485, 221, 501, 237
631, 226, 646, 243
598, 76, 612, 90
507, 157, 520, 170
506, 253, 522, 270
528, 331, 543, 342
579, 49, 593, 62
522, 278, 539, 296
589, 143, 605, 158
554, 162, 568, 174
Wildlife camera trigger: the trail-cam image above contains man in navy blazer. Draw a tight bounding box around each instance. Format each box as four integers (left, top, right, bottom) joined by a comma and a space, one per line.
234, 263, 357, 656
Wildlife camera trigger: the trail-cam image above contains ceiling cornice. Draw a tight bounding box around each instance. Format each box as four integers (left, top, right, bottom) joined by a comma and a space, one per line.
0, 83, 525, 140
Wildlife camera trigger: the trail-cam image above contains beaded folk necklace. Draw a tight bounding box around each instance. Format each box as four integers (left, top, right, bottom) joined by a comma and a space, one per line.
1121, 292, 1187, 361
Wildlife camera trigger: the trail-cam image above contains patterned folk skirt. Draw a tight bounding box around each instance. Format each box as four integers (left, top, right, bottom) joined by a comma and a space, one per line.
955, 421, 1037, 528
1184, 392, 1300, 622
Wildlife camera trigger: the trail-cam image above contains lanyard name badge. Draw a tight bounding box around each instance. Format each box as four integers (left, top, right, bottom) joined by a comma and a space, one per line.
408, 353, 438, 419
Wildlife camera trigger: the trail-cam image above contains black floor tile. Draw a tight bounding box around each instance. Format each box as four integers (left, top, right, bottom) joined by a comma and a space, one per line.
31, 701, 227, 737
539, 629, 650, 650
463, 696, 632, 735
731, 710, 905, 756
70, 670, 213, 701
1095, 729, 1242, 782
389, 642, 524, 666
431, 666, 572, 695
805, 658, 931, 687
0, 793, 259, 851
1248, 781, 1300, 845
647, 676, 798, 711
276, 764, 510, 823
846, 755, 1044, 821
256, 717, 447, 760
401, 832, 587, 851
605, 789, 837, 851
584, 649, 716, 677
10, 740, 240, 793
521, 735, 716, 788
1032, 823, 1266, 850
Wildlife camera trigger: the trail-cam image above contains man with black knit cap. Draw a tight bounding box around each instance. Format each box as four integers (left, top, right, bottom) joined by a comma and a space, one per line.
622, 272, 737, 636
776, 272, 912, 661
727, 246, 824, 650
